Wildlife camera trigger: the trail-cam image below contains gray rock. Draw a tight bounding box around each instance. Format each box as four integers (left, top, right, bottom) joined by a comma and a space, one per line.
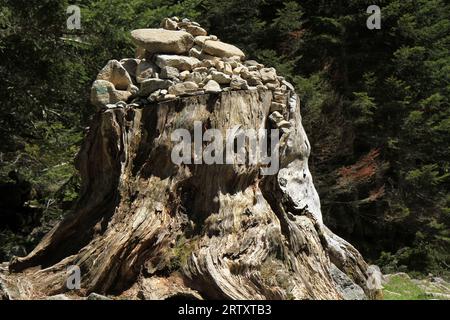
202, 40, 245, 60
185, 25, 207, 37
160, 18, 178, 30
194, 35, 215, 46
179, 70, 190, 81
189, 45, 219, 62
211, 70, 231, 84
203, 80, 222, 93
160, 66, 180, 80
91, 80, 132, 110
330, 264, 367, 300
97, 60, 133, 91
230, 75, 248, 90
193, 67, 208, 73
139, 79, 173, 96
131, 29, 194, 54
154, 54, 200, 71
168, 81, 199, 96
259, 67, 277, 83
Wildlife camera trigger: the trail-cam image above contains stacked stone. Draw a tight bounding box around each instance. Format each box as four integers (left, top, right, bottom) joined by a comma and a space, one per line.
90, 17, 295, 132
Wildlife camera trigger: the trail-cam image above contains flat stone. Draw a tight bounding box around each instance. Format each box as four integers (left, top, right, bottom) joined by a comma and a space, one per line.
202, 40, 245, 59
193, 67, 208, 73
154, 54, 200, 71
189, 46, 219, 62
210, 70, 231, 84
163, 94, 177, 100
185, 25, 207, 37
194, 36, 214, 46
168, 81, 199, 96
139, 79, 173, 96
131, 28, 194, 54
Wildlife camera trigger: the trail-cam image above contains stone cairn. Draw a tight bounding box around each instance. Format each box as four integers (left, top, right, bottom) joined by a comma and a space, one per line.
90, 17, 294, 132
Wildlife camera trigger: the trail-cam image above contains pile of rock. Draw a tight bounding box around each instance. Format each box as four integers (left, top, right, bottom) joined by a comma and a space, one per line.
90, 17, 295, 131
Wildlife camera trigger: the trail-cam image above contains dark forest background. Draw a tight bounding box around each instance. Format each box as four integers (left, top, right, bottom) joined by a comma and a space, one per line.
0, 0, 449, 277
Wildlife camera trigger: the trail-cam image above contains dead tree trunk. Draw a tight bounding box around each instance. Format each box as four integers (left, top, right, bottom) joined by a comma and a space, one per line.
0, 90, 377, 300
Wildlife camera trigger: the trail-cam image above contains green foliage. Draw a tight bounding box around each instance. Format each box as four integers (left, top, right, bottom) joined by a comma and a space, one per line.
383, 274, 429, 300
271, 1, 303, 33
349, 92, 376, 126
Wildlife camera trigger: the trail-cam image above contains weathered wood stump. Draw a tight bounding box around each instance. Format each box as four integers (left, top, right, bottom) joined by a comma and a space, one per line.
0, 90, 376, 300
